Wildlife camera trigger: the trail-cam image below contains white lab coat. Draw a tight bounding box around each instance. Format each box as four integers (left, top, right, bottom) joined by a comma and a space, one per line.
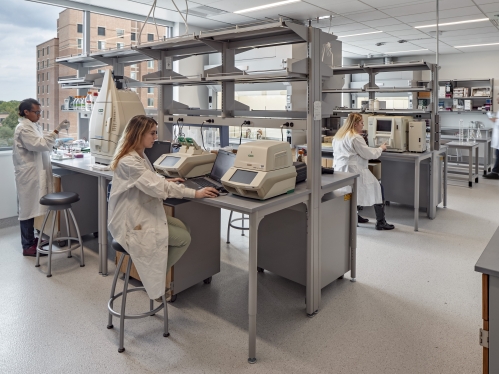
491, 111, 499, 149
12, 117, 57, 220
332, 133, 383, 206
108, 151, 196, 300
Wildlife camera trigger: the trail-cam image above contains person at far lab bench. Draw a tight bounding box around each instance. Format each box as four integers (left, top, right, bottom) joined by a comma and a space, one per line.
108, 115, 218, 302
12, 98, 70, 256
484, 94, 499, 179
332, 113, 394, 230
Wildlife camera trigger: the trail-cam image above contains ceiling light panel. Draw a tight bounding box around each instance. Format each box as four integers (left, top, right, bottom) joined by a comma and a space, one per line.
234, 0, 301, 14
415, 17, 489, 28
455, 42, 499, 48
337, 31, 383, 38
385, 49, 429, 53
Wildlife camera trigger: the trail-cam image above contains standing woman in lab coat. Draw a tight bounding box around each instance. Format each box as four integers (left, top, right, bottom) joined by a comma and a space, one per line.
332, 113, 394, 230
12, 98, 70, 256
484, 94, 499, 179
108, 115, 218, 301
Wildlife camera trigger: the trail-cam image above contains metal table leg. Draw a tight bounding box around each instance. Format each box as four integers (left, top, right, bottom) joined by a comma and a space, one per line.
98, 176, 108, 276
476, 146, 479, 183
414, 159, 420, 232
248, 213, 260, 364
443, 150, 448, 208
484, 142, 489, 176
350, 178, 357, 282
468, 148, 473, 187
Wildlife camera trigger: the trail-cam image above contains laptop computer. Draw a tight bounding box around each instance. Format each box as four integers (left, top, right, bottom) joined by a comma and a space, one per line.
183, 150, 236, 191
145, 141, 172, 164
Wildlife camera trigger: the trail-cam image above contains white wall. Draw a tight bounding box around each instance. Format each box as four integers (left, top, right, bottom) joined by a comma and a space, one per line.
0, 151, 18, 219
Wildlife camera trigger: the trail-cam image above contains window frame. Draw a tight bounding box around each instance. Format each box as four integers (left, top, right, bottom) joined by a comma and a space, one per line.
147, 98, 154, 107
116, 28, 125, 38
98, 40, 106, 50
147, 33, 154, 42
77, 23, 83, 33
97, 26, 106, 36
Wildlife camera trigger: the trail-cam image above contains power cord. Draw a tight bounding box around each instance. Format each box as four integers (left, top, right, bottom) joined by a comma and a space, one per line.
138, 0, 157, 45
172, 0, 190, 35
200, 121, 206, 150
240, 120, 251, 144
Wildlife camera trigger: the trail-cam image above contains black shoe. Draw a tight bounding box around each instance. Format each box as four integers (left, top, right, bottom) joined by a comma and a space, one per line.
375, 220, 395, 230
358, 215, 369, 223
484, 172, 499, 179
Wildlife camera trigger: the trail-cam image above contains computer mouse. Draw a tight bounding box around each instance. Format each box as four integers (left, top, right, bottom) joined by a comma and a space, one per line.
216, 186, 228, 194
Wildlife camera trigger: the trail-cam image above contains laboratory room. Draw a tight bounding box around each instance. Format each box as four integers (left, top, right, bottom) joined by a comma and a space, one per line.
2, 0, 499, 372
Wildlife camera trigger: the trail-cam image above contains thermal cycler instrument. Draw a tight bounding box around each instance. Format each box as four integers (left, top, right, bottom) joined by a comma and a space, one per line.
153, 137, 216, 178
221, 140, 297, 200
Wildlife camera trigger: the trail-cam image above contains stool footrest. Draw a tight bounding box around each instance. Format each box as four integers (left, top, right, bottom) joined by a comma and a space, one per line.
108, 287, 165, 319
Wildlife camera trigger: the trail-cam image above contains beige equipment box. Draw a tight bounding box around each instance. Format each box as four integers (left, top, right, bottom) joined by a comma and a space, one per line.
221, 140, 297, 200
408, 121, 427, 152
153, 137, 216, 179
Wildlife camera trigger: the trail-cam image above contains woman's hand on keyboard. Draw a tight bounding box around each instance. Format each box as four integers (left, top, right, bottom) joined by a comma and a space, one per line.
169, 178, 185, 183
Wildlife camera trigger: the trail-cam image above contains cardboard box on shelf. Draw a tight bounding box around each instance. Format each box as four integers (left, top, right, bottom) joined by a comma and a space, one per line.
368, 162, 381, 180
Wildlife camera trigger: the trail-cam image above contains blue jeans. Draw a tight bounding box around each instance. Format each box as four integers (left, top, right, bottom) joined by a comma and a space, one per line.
20, 218, 35, 250
493, 149, 499, 174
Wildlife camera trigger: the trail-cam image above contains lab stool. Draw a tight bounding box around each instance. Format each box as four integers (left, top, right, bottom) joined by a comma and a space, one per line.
35, 192, 84, 277
107, 240, 169, 353
226, 211, 249, 244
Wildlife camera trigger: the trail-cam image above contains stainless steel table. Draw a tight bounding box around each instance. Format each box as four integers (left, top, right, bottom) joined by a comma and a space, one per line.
51, 155, 112, 276
380, 149, 448, 231
442, 136, 492, 176
446, 141, 479, 187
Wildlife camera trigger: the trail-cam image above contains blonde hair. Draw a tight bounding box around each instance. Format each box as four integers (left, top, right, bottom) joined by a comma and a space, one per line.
110, 115, 157, 170
334, 113, 363, 140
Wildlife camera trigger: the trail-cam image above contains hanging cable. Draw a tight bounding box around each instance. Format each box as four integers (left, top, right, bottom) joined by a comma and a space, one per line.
152, 0, 160, 41
281, 125, 284, 141
172, 0, 189, 35
138, 0, 157, 46
200, 121, 206, 150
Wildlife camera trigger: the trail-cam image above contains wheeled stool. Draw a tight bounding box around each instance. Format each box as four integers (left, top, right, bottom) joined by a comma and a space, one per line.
226, 211, 249, 244
35, 192, 84, 277
107, 240, 169, 353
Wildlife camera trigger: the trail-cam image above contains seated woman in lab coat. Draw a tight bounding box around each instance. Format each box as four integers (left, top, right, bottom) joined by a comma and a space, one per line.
108, 115, 219, 301
332, 113, 394, 230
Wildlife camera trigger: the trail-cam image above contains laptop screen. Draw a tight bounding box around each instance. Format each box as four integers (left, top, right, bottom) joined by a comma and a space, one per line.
145, 141, 172, 164
210, 150, 236, 182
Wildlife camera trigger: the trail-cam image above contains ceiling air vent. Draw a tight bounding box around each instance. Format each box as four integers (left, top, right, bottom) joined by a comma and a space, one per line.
188, 5, 227, 17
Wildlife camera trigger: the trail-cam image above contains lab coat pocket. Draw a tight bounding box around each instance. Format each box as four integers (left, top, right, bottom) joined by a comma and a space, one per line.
126, 228, 157, 261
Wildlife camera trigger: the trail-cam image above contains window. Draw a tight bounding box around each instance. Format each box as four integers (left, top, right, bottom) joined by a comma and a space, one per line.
41, 61, 44, 68
47, 111, 49, 119
77, 23, 83, 33
42, 111, 44, 118
98, 69, 105, 73
98, 27, 105, 36
42, 48, 44, 56
37, 50, 40, 58
41, 98, 44, 106
98, 41, 106, 50
47, 59, 49, 68
42, 86, 44, 93
147, 98, 154, 107
77, 38, 82, 49
46, 72, 49, 80
37, 74, 40, 82
37, 62, 40, 70
117, 28, 124, 38
116, 42, 124, 49
147, 60, 154, 69
147, 87, 154, 94
47, 98, 49, 106
165, 27, 173, 39
131, 32, 136, 41
147, 33, 154, 42
46, 85, 49, 93
46, 46, 49, 55
131, 64, 137, 68
131, 88, 137, 92
46, 123, 49, 131
130, 72, 137, 80
37, 86, 40, 94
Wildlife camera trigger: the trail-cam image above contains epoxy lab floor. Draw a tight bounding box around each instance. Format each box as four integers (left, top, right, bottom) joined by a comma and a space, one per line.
1, 179, 495, 374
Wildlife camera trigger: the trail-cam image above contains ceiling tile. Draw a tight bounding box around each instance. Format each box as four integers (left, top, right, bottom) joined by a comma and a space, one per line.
305, 0, 374, 14
362, 18, 403, 28
478, 4, 499, 13
328, 24, 377, 33
378, 24, 415, 32
342, 10, 389, 22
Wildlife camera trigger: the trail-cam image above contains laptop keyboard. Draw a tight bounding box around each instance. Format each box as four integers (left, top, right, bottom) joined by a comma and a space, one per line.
195, 178, 220, 189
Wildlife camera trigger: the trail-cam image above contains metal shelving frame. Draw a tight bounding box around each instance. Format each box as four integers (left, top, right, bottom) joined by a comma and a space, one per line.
55, 19, 349, 362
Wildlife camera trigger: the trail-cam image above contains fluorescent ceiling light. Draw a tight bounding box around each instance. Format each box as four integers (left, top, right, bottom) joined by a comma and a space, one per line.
319, 15, 334, 20
454, 42, 499, 48
415, 18, 489, 29
385, 49, 428, 54
234, 0, 300, 14
337, 31, 383, 38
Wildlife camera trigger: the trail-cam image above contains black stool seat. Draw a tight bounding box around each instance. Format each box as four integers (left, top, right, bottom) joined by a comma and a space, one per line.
112, 240, 128, 254
40, 192, 80, 206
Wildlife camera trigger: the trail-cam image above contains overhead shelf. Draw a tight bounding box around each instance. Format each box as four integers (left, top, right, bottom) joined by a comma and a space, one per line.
331, 61, 434, 75
365, 87, 431, 93
331, 109, 431, 115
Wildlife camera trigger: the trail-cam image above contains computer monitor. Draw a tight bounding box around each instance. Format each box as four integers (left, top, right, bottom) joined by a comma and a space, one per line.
367, 116, 412, 152
145, 141, 172, 164
209, 150, 236, 182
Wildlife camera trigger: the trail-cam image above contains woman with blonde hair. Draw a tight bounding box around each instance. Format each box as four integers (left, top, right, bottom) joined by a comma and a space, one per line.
332, 113, 394, 230
108, 115, 219, 301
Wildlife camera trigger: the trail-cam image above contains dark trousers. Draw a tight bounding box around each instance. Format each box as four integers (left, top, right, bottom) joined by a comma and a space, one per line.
20, 218, 35, 250
493, 149, 499, 174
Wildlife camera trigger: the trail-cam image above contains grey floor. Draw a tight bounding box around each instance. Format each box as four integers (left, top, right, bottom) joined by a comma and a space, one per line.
1, 178, 496, 374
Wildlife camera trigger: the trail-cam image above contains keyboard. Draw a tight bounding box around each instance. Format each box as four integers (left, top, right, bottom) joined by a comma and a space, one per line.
194, 178, 220, 189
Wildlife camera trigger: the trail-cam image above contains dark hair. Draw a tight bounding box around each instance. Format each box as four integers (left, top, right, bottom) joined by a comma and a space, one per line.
18, 98, 41, 117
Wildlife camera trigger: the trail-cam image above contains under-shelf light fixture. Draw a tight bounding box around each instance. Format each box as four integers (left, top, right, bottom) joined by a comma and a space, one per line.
234, 0, 301, 14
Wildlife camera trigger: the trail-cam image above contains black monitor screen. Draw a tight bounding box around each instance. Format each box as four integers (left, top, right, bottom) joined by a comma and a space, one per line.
210, 150, 236, 182
159, 156, 180, 167
145, 141, 172, 164
229, 170, 258, 184
376, 120, 392, 132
